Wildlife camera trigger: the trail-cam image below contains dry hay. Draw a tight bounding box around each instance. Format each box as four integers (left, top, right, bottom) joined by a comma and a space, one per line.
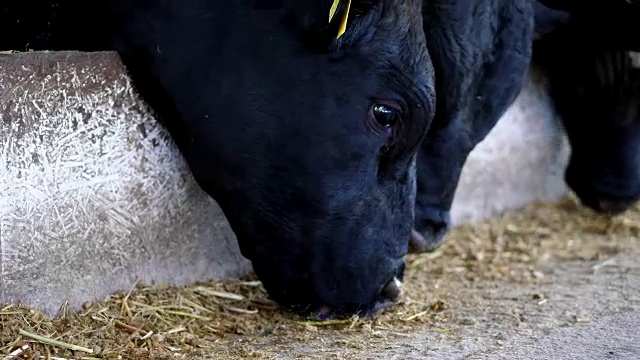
1, 195, 639, 360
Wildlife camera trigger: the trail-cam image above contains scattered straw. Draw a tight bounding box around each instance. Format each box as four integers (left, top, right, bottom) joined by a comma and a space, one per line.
403, 310, 429, 322
4, 343, 30, 359
193, 287, 245, 301
295, 318, 358, 327
18, 329, 93, 353
0, 196, 638, 359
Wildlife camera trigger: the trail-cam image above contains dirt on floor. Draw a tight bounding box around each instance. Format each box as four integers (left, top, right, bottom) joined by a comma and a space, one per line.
1, 195, 639, 360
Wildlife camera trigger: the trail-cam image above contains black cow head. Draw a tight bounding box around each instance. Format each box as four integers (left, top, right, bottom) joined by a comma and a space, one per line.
69, 0, 434, 319
409, 0, 534, 253
534, 22, 640, 215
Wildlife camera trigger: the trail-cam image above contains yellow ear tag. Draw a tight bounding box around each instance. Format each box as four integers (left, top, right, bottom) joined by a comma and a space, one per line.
329, 0, 340, 23
328, 0, 351, 39
336, 0, 351, 39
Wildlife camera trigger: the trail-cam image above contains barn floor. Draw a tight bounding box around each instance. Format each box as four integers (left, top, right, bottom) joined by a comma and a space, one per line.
1, 196, 639, 359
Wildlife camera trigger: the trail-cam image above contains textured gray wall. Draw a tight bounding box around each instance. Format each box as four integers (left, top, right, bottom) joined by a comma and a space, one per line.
0, 52, 251, 315
0, 51, 570, 316
451, 68, 570, 225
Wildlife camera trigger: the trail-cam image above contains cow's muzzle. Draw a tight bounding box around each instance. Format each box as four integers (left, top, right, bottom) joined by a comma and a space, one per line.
315, 273, 404, 320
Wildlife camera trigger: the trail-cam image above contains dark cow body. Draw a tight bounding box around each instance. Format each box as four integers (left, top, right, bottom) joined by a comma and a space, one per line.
409, 0, 534, 253
538, 0, 640, 50
533, 12, 640, 215
0, 1, 89, 51
540, 0, 640, 11
1, 0, 435, 318
0, 2, 58, 51
532, 1, 570, 41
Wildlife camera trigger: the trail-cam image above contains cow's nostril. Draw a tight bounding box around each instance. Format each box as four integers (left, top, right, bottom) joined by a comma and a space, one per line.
410, 209, 452, 254
420, 218, 449, 239
380, 276, 402, 302
409, 225, 448, 253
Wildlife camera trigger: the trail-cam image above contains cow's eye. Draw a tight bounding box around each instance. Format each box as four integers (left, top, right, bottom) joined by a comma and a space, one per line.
372, 104, 401, 128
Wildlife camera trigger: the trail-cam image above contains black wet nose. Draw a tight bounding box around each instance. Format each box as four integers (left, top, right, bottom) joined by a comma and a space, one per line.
594, 198, 635, 215
564, 164, 640, 216
379, 276, 402, 302
312, 262, 406, 320
409, 212, 451, 254
314, 276, 404, 320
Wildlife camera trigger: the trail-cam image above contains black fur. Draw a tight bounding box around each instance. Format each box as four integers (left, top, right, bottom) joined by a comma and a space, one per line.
409, 0, 534, 253
1, 0, 435, 318
537, 0, 640, 50
533, 14, 640, 215
532, 1, 570, 41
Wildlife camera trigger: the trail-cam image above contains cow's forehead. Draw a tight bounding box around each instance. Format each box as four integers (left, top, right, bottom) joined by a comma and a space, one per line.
322, 0, 425, 43
314, 1, 432, 89
284, 0, 426, 56
375, 0, 424, 34
270, 0, 434, 106
365, 0, 432, 90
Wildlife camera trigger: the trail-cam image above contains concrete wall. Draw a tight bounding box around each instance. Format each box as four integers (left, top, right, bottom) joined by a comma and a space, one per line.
451, 68, 571, 225
0, 51, 570, 316
0, 52, 251, 315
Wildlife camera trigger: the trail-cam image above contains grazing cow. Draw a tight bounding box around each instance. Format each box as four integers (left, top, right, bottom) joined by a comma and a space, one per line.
1, 0, 435, 319
409, 0, 534, 253
533, 12, 640, 215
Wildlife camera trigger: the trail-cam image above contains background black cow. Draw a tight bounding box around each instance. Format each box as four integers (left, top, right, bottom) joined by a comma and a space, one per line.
1, 0, 435, 319
533, 5, 640, 215
409, 0, 535, 253
537, 0, 640, 50
410, 0, 640, 252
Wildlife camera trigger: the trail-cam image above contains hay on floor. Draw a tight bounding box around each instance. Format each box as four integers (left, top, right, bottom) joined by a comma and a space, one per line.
1, 196, 638, 359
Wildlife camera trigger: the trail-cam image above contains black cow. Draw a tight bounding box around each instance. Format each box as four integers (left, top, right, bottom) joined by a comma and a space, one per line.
409, 0, 535, 253
533, 8, 640, 215
1, 0, 435, 319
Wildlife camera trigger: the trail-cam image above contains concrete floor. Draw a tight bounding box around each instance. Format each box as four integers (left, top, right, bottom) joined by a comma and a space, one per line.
230, 249, 639, 360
